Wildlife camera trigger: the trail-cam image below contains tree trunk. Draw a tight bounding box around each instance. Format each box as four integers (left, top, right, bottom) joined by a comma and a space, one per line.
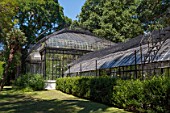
0, 63, 10, 91
0, 46, 17, 91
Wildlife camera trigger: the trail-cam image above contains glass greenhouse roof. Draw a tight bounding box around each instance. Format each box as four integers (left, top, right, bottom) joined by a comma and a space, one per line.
46, 32, 112, 51
30, 28, 114, 52
65, 27, 170, 74
26, 28, 114, 62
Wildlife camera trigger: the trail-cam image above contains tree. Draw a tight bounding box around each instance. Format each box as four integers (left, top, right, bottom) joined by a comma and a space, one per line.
16, 0, 71, 45
15, 0, 71, 75
78, 0, 170, 41
0, 0, 70, 90
79, 0, 105, 31
0, 28, 27, 91
0, 0, 18, 41
78, 0, 143, 42
137, 0, 170, 31
0, 0, 19, 90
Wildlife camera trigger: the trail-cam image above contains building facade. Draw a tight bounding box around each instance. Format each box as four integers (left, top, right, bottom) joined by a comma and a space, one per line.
25, 28, 114, 79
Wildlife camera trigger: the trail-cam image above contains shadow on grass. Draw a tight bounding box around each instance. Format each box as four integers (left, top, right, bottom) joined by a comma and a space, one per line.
0, 90, 126, 113
62, 100, 125, 113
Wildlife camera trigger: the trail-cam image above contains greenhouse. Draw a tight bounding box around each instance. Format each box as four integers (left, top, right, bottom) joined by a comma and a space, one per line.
25, 28, 114, 80
65, 27, 170, 79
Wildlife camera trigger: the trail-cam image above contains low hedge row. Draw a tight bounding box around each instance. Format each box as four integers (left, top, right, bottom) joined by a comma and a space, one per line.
56, 76, 115, 103
56, 76, 170, 113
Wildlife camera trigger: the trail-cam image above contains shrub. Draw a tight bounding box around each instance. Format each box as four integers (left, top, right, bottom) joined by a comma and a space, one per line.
56, 76, 116, 104
112, 76, 170, 112
142, 76, 170, 113
14, 73, 44, 91
56, 75, 170, 113
112, 79, 144, 112
56, 77, 89, 96
90, 76, 116, 103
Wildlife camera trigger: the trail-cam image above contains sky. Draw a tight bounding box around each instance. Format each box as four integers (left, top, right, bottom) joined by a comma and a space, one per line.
58, 0, 86, 20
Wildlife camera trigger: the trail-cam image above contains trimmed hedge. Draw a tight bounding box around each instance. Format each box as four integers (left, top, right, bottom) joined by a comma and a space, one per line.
56, 76, 170, 113
112, 79, 144, 112
14, 73, 45, 91
112, 77, 170, 112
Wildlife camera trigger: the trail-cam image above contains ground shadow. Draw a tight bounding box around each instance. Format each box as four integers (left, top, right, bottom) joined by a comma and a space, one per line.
0, 90, 126, 113
0, 93, 67, 113
64, 100, 108, 113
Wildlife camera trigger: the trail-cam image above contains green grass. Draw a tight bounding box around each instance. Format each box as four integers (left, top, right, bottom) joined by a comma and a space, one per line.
0, 88, 130, 113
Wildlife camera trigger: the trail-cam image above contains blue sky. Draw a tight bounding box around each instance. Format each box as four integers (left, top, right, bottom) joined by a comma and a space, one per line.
58, 0, 86, 20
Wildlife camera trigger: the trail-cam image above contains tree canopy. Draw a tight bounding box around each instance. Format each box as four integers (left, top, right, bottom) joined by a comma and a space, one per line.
16, 0, 71, 45
0, 0, 71, 90
0, 0, 18, 41
0, 28, 27, 90
0, 0, 71, 46
137, 0, 170, 30
78, 0, 170, 42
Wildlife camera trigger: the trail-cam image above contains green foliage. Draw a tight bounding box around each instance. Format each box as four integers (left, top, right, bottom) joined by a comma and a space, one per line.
137, 0, 170, 30
78, 0, 143, 42
0, 61, 4, 80
142, 76, 170, 112
0, 0, 18, 40
78, 0, 170, 41
2, 28, 27, 86
112, 76, 170, 112
56, 76, 116, 104
56, 77, 91, 97
112, 79, 144, 112
14, 73, 44, 91
16, 0, 70, 44
56, 76, 170, 113
89, 76, 115, 103
6, 28, 27, 46
0, 0, 71, 86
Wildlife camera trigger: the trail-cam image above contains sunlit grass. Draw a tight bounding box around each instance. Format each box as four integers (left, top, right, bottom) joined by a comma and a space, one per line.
0, 88, 130, 113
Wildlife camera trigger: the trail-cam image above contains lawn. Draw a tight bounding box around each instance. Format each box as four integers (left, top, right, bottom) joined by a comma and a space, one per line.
0, 88, 130, 113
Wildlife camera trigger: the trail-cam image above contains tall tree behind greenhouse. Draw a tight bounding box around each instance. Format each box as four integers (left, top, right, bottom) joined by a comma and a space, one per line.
0, 0, 71, 90
0, 0, 18, 41
137, 0, 170, 31
16, 0, 71, 45
78, 0, 143, 42
15, 0, 72, 74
